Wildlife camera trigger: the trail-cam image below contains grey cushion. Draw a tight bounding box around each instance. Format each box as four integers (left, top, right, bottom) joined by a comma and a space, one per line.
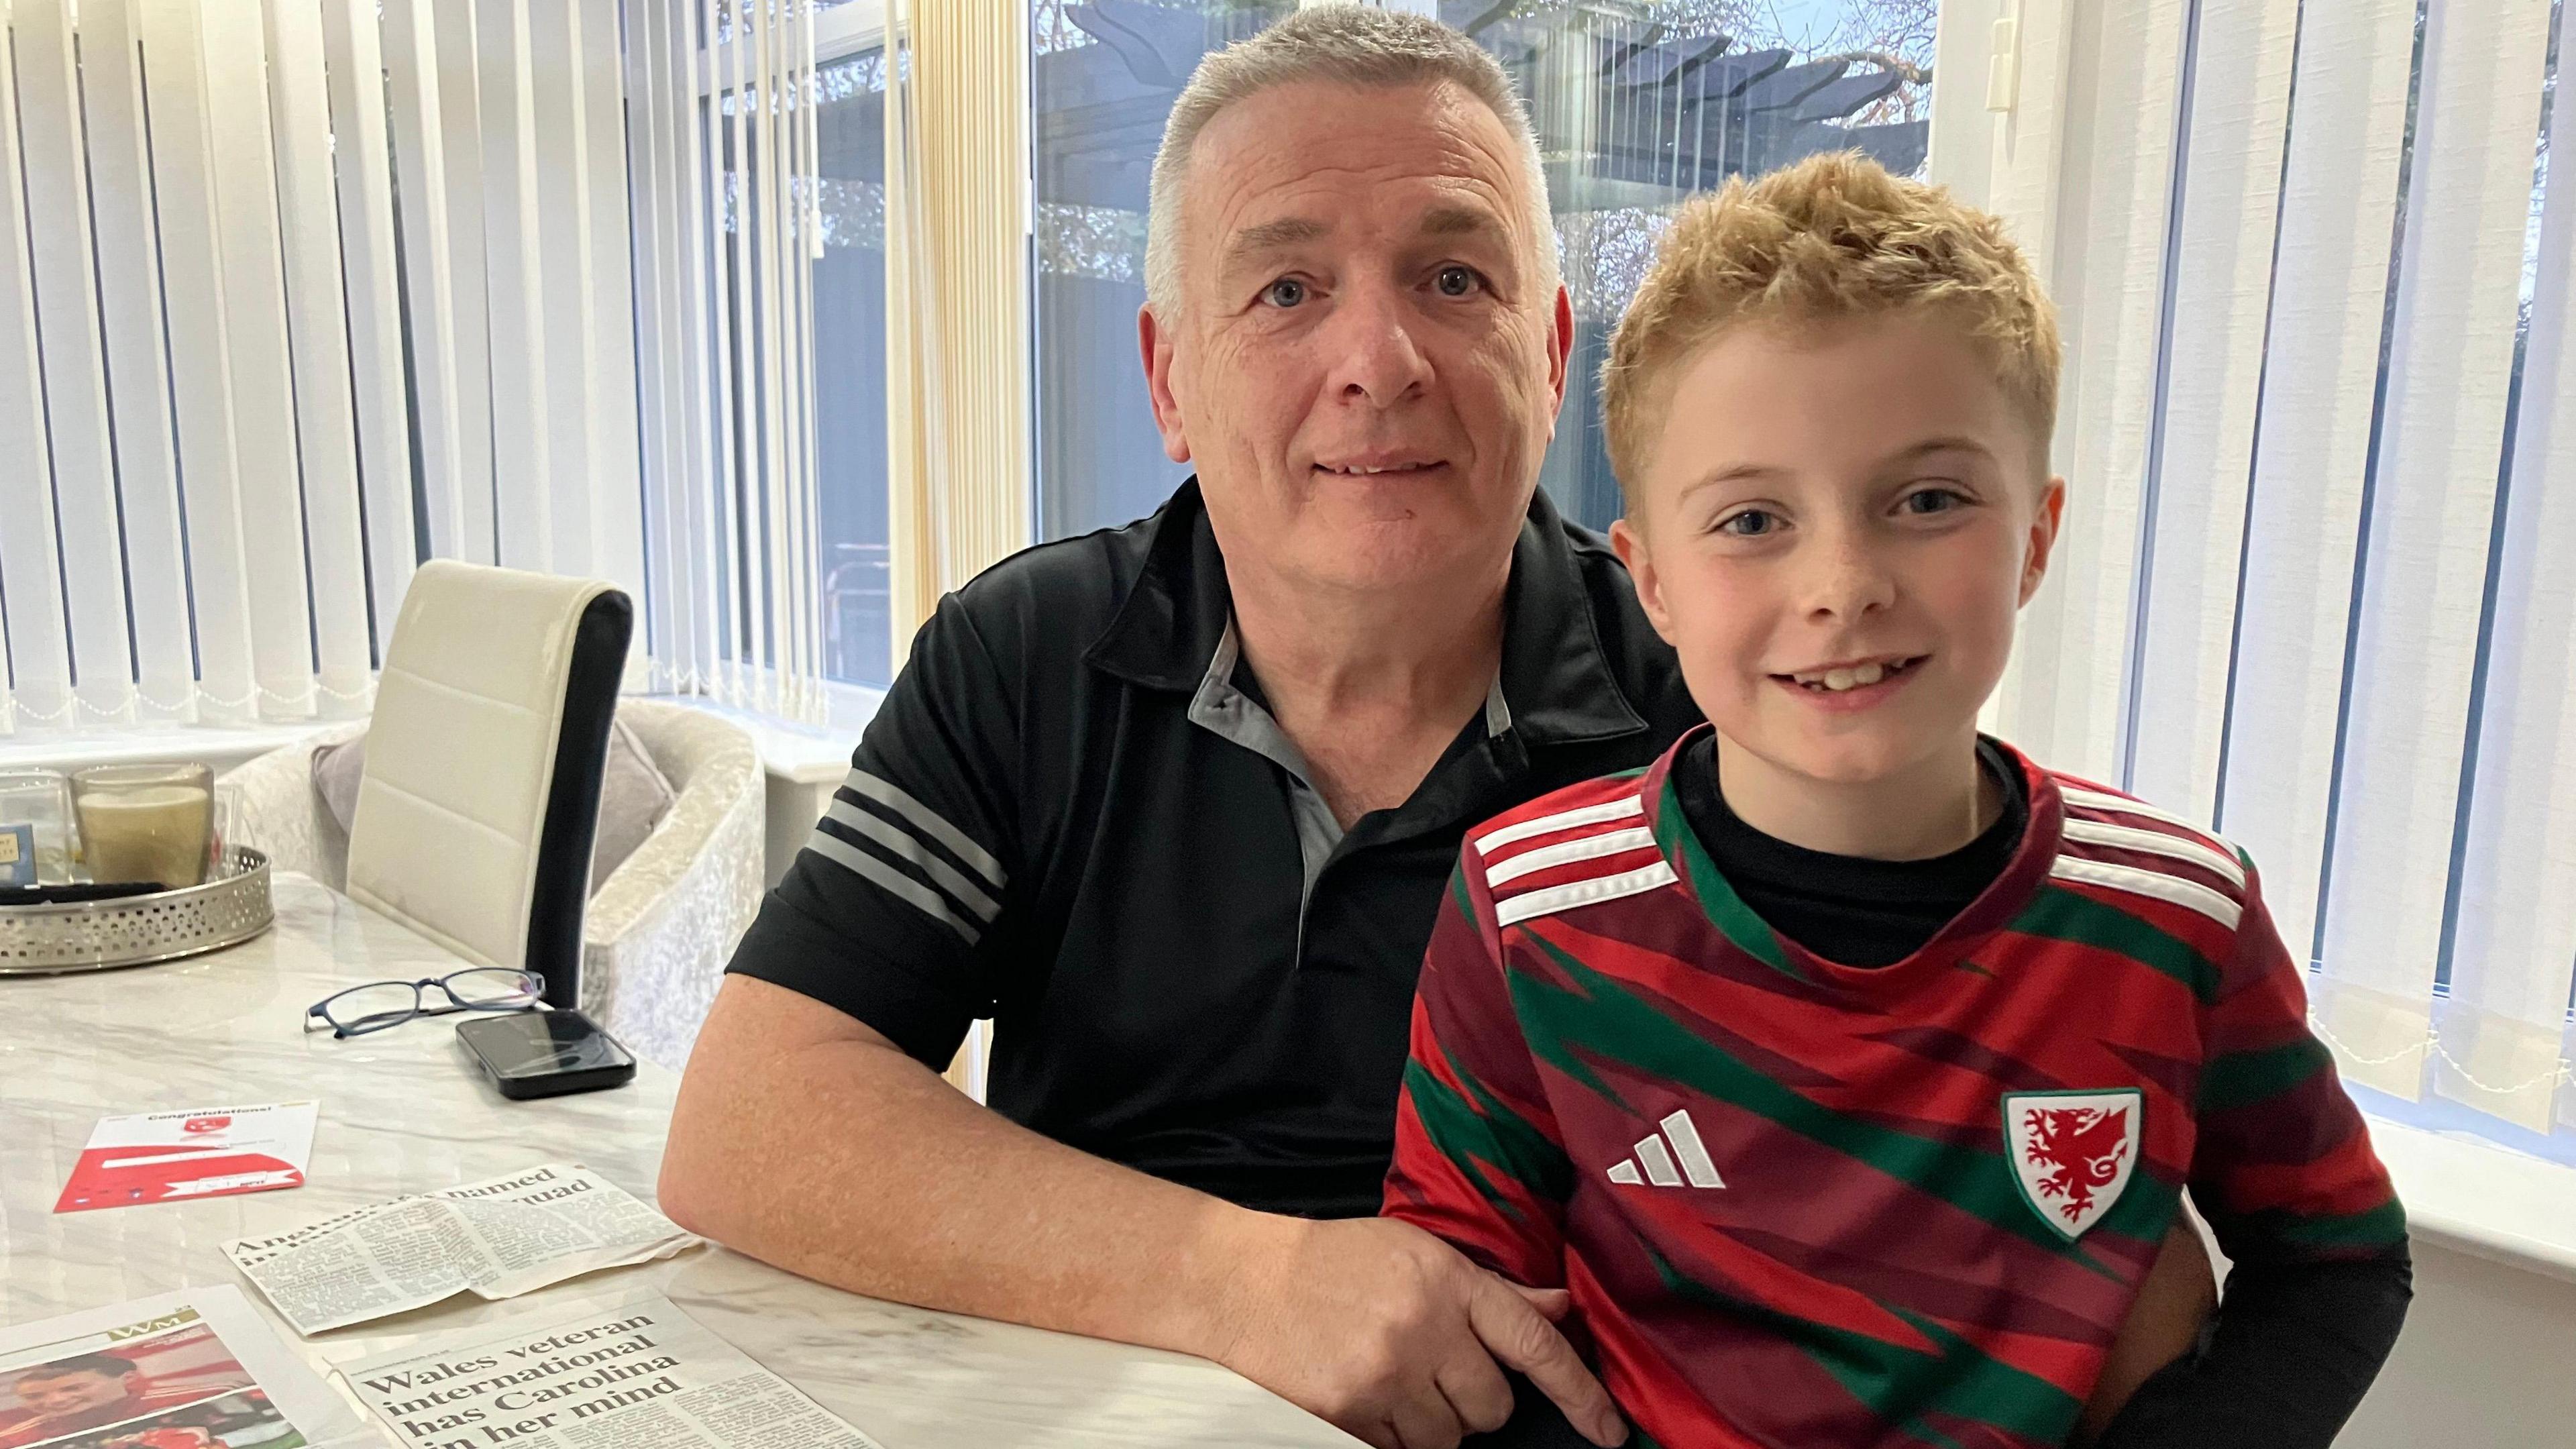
312, 716, 676, 896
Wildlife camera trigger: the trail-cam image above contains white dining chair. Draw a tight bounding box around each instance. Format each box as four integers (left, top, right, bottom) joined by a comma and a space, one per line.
249, 561, 631, 1012
222, 693, 765, 1067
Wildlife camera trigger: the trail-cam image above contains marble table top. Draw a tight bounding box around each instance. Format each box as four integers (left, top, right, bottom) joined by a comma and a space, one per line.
0, 875, 1356, 1448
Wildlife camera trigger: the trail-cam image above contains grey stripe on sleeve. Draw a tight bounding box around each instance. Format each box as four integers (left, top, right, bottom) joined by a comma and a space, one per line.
845, 769, 1008, 889
823, 799, 1000, 922
803, 828, 983, 944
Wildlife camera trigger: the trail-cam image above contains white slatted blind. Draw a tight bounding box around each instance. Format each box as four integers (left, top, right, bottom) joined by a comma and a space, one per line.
1986, 0, 2189, 771
620, 0, 827, 720
2211, 0, 2417, 967
0, 0, 71, 732
2313, 0, 2557, 1099
433, 0, 503, 567
2440, 3, 2576, 1133
2120, 0, 2301, 812
578, 0, 651, 630
0, 0, 719, 735
478, 0, 557, 571
319, 0, 423, 643
138, 0, 260, 725
1949, 0, 2574, 1140
202, 5, 325, 718
15, 0, 131, 726
266, 0, 374, 715
85, 0, 200, 725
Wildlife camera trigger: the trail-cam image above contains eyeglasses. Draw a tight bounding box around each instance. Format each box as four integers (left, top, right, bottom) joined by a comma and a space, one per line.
305, 968, 546, 1039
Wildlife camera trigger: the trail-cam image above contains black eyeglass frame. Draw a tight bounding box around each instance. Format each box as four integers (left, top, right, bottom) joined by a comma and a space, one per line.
305, 968, 547, 1039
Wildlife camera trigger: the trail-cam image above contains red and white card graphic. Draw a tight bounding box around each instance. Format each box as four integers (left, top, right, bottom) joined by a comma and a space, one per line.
54, 1101, 318, 1213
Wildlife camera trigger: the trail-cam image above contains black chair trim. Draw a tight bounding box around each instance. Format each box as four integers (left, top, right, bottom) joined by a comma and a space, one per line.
525, 589, 633, 1008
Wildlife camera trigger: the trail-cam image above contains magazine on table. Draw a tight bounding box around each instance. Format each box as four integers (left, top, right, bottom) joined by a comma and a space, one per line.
221, 1167, 695, 1338
340, 1293, 881, 1449
0, 1287, 378, 1449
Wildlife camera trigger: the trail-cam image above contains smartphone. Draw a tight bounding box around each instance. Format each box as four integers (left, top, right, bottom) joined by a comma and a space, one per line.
455, 1010, 637, 1099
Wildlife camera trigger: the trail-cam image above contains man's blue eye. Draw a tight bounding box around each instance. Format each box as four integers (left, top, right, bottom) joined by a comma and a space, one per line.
1263, 278, 1307, 308
1719, 510, 1776, 537
1904, 488, 1966, 514
1436, 266, 1480, 297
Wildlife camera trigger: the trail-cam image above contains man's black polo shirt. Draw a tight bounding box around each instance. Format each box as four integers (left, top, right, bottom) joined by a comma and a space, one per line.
727, 479, 1697, 1219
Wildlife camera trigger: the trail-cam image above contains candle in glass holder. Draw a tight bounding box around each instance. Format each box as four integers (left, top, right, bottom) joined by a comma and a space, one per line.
73, 763, 214, 888
0, 768, 78, 885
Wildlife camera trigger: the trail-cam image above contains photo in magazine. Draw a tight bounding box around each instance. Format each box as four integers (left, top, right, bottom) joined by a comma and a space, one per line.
0, 1293, 373, 1449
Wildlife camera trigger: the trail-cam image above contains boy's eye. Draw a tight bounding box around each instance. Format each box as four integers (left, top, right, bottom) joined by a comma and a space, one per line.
1717, 508, 1778, 538
1901, 487, 1968, 515
1262, 278, 1308, 309
1434, 265, 1482, 297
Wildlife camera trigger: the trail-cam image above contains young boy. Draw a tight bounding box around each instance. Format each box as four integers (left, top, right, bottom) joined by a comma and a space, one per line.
1383, 153, 2410, 1449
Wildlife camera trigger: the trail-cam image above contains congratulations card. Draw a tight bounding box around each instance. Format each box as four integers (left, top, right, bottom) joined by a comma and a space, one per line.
53, 1101, 318, 1214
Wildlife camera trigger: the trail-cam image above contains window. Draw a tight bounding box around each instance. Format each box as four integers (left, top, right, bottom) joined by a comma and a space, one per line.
1955, 0, 2576, 1160
655, 0, 891, 718
1028, 0, 1935, 540
812, 46, 896, 688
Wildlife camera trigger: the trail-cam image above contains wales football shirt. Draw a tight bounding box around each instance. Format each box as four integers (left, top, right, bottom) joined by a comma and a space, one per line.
1385, 727, 2404, 1449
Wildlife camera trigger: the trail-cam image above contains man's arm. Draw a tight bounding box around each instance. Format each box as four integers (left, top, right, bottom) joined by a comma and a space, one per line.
661, 975, 1626, 1449
670, 589, 1616, 1449
2086, 1248, 2410, 1449
2088, 863, 2410, 1448
2076, 1221, 2217, 1442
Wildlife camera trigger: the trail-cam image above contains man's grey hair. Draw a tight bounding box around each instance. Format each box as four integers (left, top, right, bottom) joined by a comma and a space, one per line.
1143, 4, 1560, 317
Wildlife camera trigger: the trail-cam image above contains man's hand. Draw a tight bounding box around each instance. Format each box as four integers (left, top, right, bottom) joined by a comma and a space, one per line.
665, 981, 1617, 1446
1208, 1215, 1625, 1449
2078, 1221, 2217, 1444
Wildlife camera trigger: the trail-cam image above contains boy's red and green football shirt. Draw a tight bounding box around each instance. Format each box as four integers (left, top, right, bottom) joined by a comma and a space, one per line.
1382, 728, 2404, 1449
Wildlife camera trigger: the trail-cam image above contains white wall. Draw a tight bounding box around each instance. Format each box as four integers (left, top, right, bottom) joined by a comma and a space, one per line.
2341, 1242, 2576, 1446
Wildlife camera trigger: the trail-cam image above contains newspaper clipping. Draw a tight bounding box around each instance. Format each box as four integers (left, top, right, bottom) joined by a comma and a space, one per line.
222, 1167, 695, 1337
0, 1287, 378, 1449
342, 1295, 881, 1449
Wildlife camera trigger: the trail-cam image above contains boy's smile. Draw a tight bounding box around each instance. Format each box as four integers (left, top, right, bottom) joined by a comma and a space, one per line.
1613, 309, 2065, 859
1777, 652, 1925, 710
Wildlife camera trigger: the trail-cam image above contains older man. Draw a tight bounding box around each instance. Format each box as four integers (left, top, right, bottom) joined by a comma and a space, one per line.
661, 11, 2207, 1449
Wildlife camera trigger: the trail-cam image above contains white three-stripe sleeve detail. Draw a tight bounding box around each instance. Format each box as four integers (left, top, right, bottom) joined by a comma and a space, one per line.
1474, 796, 1644, 855
1634, 1134, 1683, 1187
2060, 818, 2248, 889
1607, 1161, 1643, 1185
822, 799, 1000, 921
2050, 857, 2244, 930
2058, 787, 2239, 855
1660, 1111, 1725, 1189
1493, 861, 1680, 927
1485, 826, 1658, 887
804, 828, 982, 943
845, 768, 1007, 888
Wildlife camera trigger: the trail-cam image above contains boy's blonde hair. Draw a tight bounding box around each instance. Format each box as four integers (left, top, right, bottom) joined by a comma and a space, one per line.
1601, 152, 2061, 498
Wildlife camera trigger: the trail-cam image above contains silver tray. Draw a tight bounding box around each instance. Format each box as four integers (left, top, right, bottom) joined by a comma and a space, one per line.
0, 847, 274, 975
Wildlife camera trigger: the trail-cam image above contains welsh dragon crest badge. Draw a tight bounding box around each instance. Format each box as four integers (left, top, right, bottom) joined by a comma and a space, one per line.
2002, 1089, 2143, 1240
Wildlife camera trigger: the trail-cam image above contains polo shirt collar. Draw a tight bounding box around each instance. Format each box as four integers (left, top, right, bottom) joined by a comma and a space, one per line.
1495, 485, 1652, 747
1083, 480, 1235, 693
1085, 477, 1652, 749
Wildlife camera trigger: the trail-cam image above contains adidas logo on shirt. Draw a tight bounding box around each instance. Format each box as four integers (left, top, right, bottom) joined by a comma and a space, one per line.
1607, 1109, 1725, 1189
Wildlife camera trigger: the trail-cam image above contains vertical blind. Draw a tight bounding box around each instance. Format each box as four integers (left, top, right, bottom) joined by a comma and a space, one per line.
627, 0, 828, 721
0, 0, 826, 735
1967, 0, 2572, 1140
